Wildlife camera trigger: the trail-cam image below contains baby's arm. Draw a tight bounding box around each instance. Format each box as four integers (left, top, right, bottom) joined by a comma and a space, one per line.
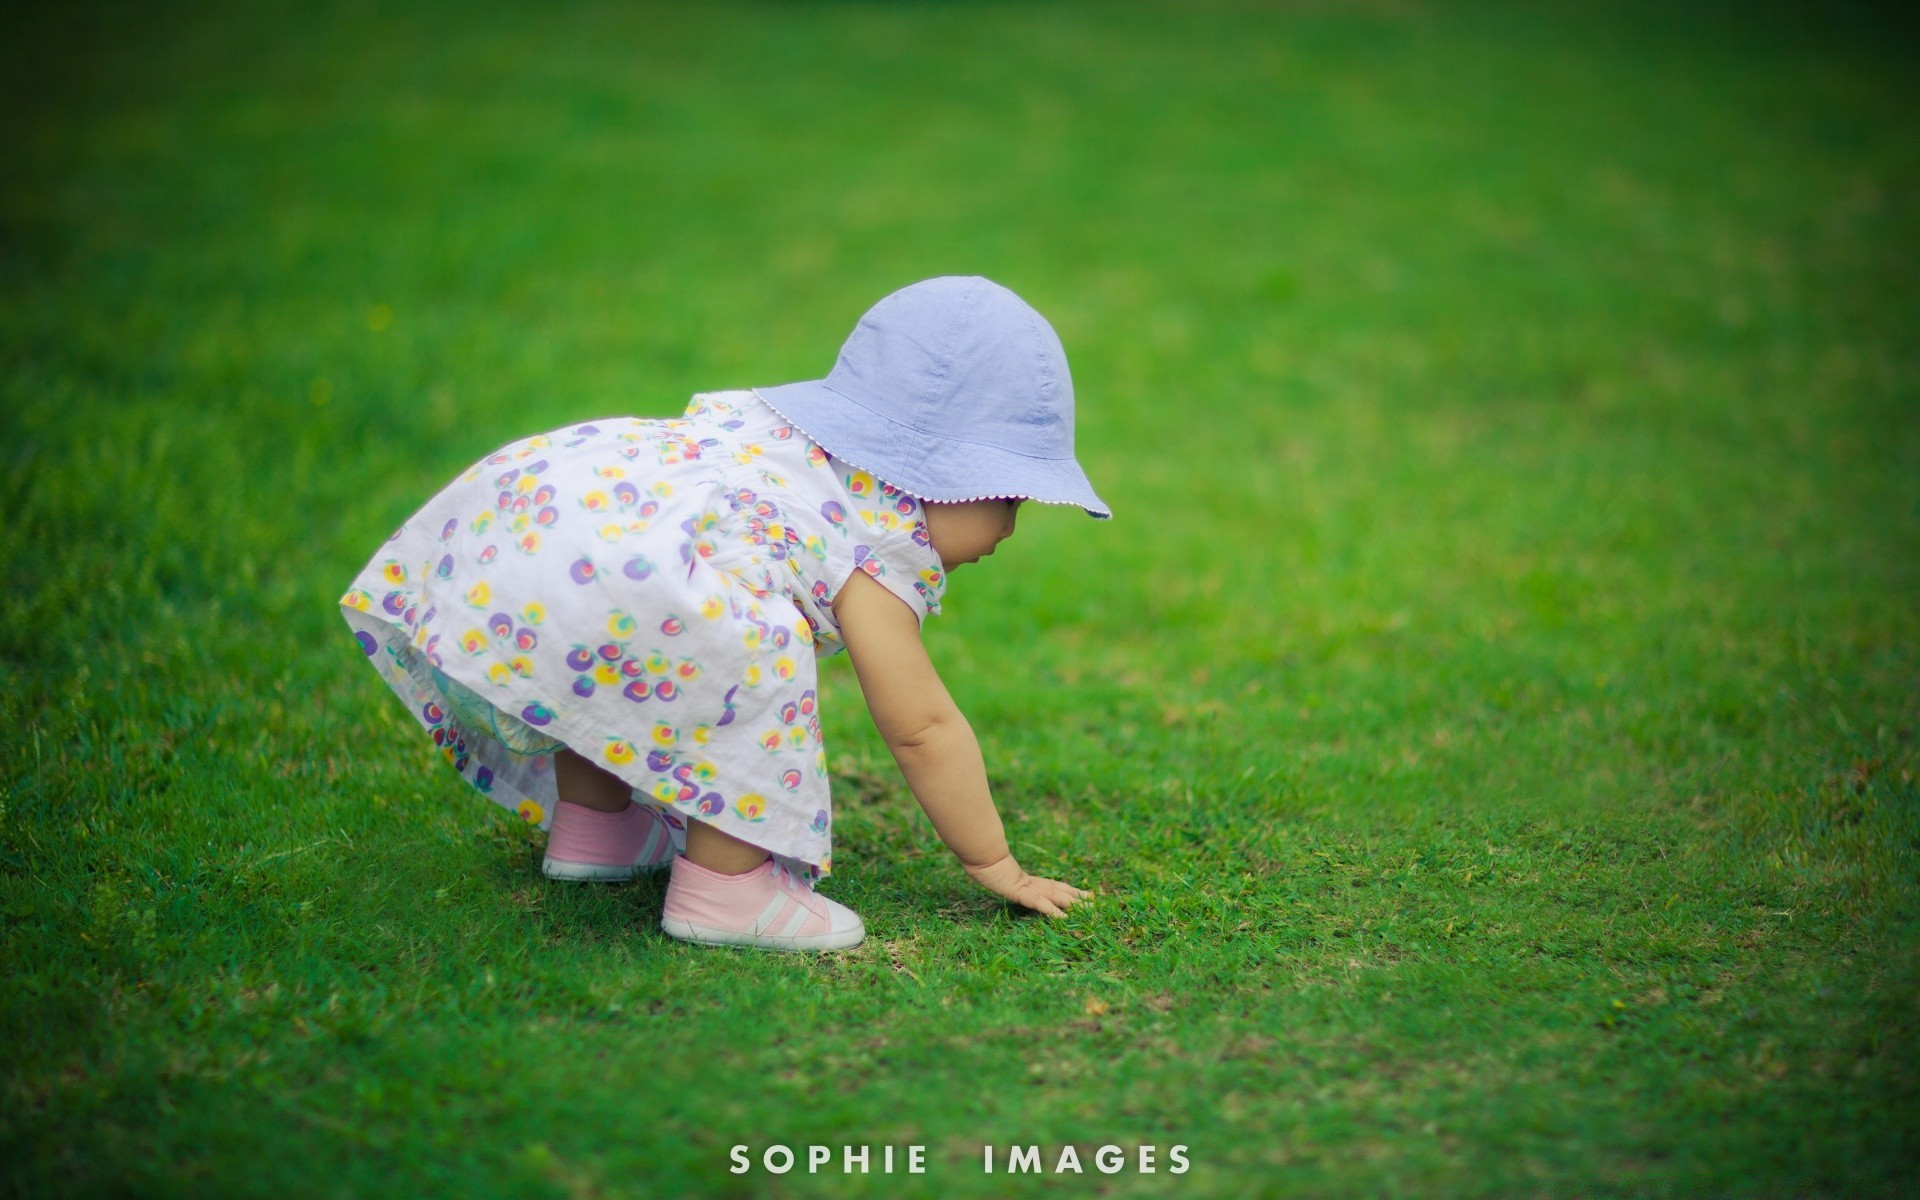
834, 571, 1087, 917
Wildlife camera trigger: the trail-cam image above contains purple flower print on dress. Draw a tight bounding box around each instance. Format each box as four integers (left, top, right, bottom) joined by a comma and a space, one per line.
514, 627, 537, 651
565, 647, 594, 671
382, 591, 406, 616
521, 703, 554, 727
575, 424, 600, 436
355, 630, 378, 656
495, 468, 520, 488
715, 684, 740, 728
820, 500, 846, 527
525, 459, 548, 475
646, 749, 674, 772
440, 518, 459, 541
614, 482, 639, 507
696, 792, 725, 816
569, 557, 596, 584
623, 680, 651, 703
489, 612, 514, 639
436, 553, 454, 579
810, 809, 829, 835
534, 484, 556, 505
573, 675, 595, 698
536, 506, 559, 527
624, 556, 654, 581
475, 766, 494, 792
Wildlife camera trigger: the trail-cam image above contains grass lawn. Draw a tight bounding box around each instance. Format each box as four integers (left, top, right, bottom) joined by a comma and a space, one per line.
3, 1, 1917, 1195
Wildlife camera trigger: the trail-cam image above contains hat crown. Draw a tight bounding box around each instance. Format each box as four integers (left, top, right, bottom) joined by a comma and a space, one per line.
823, 276, 1075, 459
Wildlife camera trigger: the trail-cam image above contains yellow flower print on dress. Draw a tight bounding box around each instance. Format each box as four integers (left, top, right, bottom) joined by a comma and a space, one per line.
465, 581, 491, 607
342, 588, 373, 612
608, 611, 637, 637
735, 794, 767, 821
522, 602, 547, 625
651, 722, 677, 747
604, 739, 636, 766
382, 561, 407, 584
517, 799, 545, 825
699, 594, 725, 621
459, 628, 487, 653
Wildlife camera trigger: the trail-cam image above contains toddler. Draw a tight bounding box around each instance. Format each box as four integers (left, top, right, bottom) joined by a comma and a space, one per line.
341, 276, 1107, 951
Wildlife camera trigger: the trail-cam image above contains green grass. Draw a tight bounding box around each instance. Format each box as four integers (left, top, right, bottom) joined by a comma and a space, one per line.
4, 0, 1918, 1195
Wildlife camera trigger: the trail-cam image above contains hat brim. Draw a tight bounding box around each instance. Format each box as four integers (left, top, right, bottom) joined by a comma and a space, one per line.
754, 381, 1112, 519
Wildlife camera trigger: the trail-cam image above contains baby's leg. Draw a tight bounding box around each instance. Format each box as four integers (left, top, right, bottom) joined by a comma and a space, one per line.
555, 749, 633, 812
685, 820, 772, 875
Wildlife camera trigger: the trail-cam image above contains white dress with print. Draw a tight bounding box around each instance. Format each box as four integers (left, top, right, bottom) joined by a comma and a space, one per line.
340, 390, 946, 876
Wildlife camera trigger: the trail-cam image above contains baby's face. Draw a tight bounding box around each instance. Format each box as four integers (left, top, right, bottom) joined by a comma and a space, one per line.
923, 499, 1020, 568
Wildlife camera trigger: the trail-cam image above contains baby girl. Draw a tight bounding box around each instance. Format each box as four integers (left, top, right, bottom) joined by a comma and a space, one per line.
341, 276, 1106, 951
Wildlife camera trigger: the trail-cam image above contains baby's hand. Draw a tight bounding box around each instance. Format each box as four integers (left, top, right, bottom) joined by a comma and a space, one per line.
963, 854, 1089, 918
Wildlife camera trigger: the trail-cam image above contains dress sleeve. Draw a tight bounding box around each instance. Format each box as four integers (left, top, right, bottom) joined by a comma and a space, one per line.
834, 466, 947, 622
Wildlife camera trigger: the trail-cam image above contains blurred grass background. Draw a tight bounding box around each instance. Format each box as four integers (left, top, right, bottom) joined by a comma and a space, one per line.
2, 0, 1917, 1195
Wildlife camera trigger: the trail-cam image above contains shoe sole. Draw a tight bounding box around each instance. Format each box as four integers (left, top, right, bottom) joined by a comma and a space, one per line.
660, 915, 865, 952
542, 857, 669, 883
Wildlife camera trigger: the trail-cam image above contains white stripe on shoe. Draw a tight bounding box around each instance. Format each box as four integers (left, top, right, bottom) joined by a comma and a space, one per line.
752, 890, 794, 936
775, 902, 812, 939
637, 819, 668, 867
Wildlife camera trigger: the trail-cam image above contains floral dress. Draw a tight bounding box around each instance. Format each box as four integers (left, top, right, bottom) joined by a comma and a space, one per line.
340, 390, 947, 876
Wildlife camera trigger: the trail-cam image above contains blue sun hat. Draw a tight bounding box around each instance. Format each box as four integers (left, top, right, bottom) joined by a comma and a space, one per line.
755, 276, 1111, 519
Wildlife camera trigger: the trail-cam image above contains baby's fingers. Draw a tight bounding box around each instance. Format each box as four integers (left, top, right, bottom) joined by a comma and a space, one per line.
1038, 877, 1089, 909
1019, 886, 1066, 918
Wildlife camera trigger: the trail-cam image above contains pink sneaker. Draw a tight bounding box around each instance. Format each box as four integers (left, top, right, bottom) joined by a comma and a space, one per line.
541, 801, 675, 882
660, 855, 865, 952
